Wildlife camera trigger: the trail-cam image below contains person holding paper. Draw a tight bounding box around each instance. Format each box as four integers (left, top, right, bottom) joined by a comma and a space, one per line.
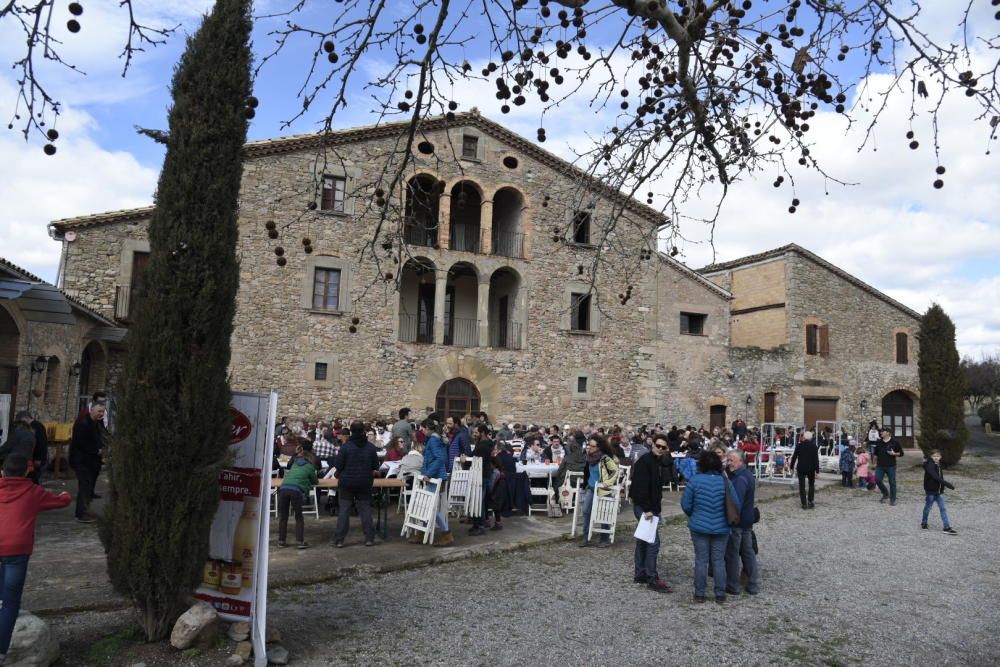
628, 434, 674, 593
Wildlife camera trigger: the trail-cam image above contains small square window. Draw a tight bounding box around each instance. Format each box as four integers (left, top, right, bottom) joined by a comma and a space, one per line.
570, 292, 592, 331
577, 376, 588, 394
313, 268, 341, 310
314, 362, 328, 381
571, 211, 591, 244
320, 175, 346, 212
462, 135, 479, 159
680, 312, 706, 335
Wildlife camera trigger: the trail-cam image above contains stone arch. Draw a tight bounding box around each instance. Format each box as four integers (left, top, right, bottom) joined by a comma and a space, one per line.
79, 340, 108, 397
488, 266, 525, 349
411, 352, 504, 418
397, 257, 438, 344
405, 174, 443, 247
448, 181, 483, 252
880, 385, 920, 400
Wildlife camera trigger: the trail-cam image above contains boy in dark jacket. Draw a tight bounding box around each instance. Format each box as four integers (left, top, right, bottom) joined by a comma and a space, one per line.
0, 455, 72, 663
332, 422, 380, 547
628, 435, 673, 593
922, 450, 957, 535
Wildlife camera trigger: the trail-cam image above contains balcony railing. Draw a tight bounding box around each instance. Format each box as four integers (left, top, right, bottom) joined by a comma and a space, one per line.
404, 223, 437, 248
449, 225, 481, 253
491, 231, 525, 259
488, 320, 522, 350
444, 318, 479, 347
398, 314, 434, 344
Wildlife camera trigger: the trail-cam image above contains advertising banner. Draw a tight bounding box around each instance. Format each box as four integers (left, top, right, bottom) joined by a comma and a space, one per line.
194, 390, 277, 667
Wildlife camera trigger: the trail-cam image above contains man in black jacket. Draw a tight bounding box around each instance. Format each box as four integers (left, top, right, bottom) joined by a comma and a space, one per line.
332, 421, 380, 547
29, 413, 49, 484
628, 434, 673, 593
0, 411, 35, 465
70, 403, 105, 522
790, 430, 819, 509
922, 449, 957, 534
874, 426, 904, 506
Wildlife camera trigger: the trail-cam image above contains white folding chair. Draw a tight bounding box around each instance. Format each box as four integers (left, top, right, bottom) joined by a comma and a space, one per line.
448, 468, 472, 517
527, 472, 553, 516
588, 486, 622, 544
618, 465, 632, 504
397, 471, 416, 514
570, 477, 584, 537
301, 487, 320, 519
559, 471, 584, 512
401, 477, 442, 544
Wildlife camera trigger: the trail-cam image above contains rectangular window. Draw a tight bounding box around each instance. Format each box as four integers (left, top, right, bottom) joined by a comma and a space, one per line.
314, 362, 328, 381
680, 312, 706, 335
895, 332, 908, 364
805, 324, 819, 355
819, 324, 830, 357
312, 268, 341, 310
461, 135, 478, 159
570, 292, 591, 331
571, 211, 591, 244
577, 376, 588, 394
320, 175, 346, 212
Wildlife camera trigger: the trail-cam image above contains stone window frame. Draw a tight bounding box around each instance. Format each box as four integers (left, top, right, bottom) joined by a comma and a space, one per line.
679, 311, 708, 336
313, 162, 361, 216
451, 127, 486, 162
301, 255, 351, 315
566, 209, 596, 248
119, 239, 151, 290
570, 369, 594, 400
893, 327, 911, 365
562, 282, 601, 335
305, 352, 339, 388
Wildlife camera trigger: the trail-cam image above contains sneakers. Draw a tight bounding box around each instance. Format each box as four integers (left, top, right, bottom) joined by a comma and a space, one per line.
364, 540, 375, 547
648, 579, 672, 593
715, 596, 726, 604
801, 504, 808, 510
943, 527, 958, 535
334, 541, 345, 548
277, 540, 288, 548
880, 495, 887, 504
807, 502, 815, 509
297, 542, 310, 550
490, 523, 503, 531
890, 500, 897, 506
595, 541, 611, 549
468, 527, 485, 536
75, 513, 97, 524
744, 589, 759, 596
634, 575, 647, 584
921, 523, 928, 530
693, 595, 706, 603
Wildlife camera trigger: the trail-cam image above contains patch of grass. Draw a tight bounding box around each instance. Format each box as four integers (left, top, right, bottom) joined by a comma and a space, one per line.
184, 647, 203, 658
84, 626, 142, 666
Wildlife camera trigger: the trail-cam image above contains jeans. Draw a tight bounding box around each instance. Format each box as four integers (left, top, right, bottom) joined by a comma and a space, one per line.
841, 471, 854, 487
580, 489, 609, 544
425, 482, 449, 533
277, 487, 305, 543
691, 531, 728, 598
0, 555, 30, 655
335, 486, 375, 543
798, 471, 815, 506
875, 466, 897, 501
75, 465, 99, 518
725, 527, 760, 594
922, 493, 951, 529
633, 506, 660, 582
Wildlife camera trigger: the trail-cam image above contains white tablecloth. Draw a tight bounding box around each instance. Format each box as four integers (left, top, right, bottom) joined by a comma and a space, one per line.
516, 463, 559, 478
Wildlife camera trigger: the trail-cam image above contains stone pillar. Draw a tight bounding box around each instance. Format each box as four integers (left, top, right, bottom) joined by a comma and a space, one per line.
477, 276, 490, 347
438, 194, 451, 250
434, 270, 448, 345
480, 199, 494, 255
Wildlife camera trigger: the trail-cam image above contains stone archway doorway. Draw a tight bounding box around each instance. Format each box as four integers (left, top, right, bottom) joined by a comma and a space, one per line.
435, 378, 481, 423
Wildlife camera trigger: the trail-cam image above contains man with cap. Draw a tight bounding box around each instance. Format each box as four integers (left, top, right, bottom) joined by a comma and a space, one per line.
873, 426, 904, 505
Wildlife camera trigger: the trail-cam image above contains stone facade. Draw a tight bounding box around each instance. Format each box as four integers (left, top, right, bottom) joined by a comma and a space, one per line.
46, 114, 921, 436
0, 259, 119, 429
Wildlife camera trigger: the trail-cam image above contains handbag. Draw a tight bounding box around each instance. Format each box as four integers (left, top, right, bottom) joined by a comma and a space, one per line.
722, 475, 740, 527
752, 506, 760, 524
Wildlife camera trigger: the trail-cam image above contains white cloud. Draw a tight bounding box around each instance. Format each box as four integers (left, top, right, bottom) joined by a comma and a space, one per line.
0, 80, 157, 282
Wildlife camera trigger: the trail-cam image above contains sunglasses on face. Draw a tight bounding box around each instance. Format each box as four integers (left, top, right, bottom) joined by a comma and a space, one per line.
652, 444, 667, 450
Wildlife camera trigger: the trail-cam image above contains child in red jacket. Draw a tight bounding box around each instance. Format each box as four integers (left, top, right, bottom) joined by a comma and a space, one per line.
0, 454, 72, 664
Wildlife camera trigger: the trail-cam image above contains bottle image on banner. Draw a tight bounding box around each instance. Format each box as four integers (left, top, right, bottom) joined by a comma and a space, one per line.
232, 495, 260, 588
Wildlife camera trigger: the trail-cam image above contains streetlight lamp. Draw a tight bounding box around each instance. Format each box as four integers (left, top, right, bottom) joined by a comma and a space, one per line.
65, 362, 82, 421
25, 355, 49, 413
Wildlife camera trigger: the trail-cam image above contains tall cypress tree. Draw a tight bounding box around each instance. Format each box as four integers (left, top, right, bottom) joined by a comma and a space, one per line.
99, 0, 252, 640
916, 304, 969, 465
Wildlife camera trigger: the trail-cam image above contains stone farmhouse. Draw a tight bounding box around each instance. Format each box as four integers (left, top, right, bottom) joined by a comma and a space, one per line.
7, 112, 920, 444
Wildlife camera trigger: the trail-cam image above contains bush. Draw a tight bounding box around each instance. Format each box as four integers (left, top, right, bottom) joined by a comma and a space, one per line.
979, 403, 999, 428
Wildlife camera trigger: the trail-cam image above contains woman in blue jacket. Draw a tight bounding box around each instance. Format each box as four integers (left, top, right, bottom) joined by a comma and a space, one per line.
414, 419, 453, 546
681, 450, 740, 603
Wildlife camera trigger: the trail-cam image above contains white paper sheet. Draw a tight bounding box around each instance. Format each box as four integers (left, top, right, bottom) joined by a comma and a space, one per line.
633, 514, 660, 543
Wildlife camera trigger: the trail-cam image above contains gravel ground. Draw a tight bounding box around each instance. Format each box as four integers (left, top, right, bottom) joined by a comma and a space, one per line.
51, 454, 1000, 666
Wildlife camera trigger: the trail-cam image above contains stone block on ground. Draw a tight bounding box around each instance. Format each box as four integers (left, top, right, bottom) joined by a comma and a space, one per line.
235, 640, 253, 659
169, 601, 219, 650
266, 645, 289, 665
5, 611, 60, 667
228, 621, 250, 642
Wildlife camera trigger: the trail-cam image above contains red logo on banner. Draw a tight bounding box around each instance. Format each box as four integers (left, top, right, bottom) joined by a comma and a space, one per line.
229, 408, 253, 445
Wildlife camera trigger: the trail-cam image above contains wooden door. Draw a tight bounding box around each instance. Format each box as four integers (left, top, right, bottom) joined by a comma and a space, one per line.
881, 391, 914, 448
709, 405, 726, 432
435, 378, 481, 423
764, 392, 776, 423
803, 398, 838, 432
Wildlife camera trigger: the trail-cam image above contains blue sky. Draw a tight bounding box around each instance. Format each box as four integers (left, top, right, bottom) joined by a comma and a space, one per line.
1, 1, 997, 357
